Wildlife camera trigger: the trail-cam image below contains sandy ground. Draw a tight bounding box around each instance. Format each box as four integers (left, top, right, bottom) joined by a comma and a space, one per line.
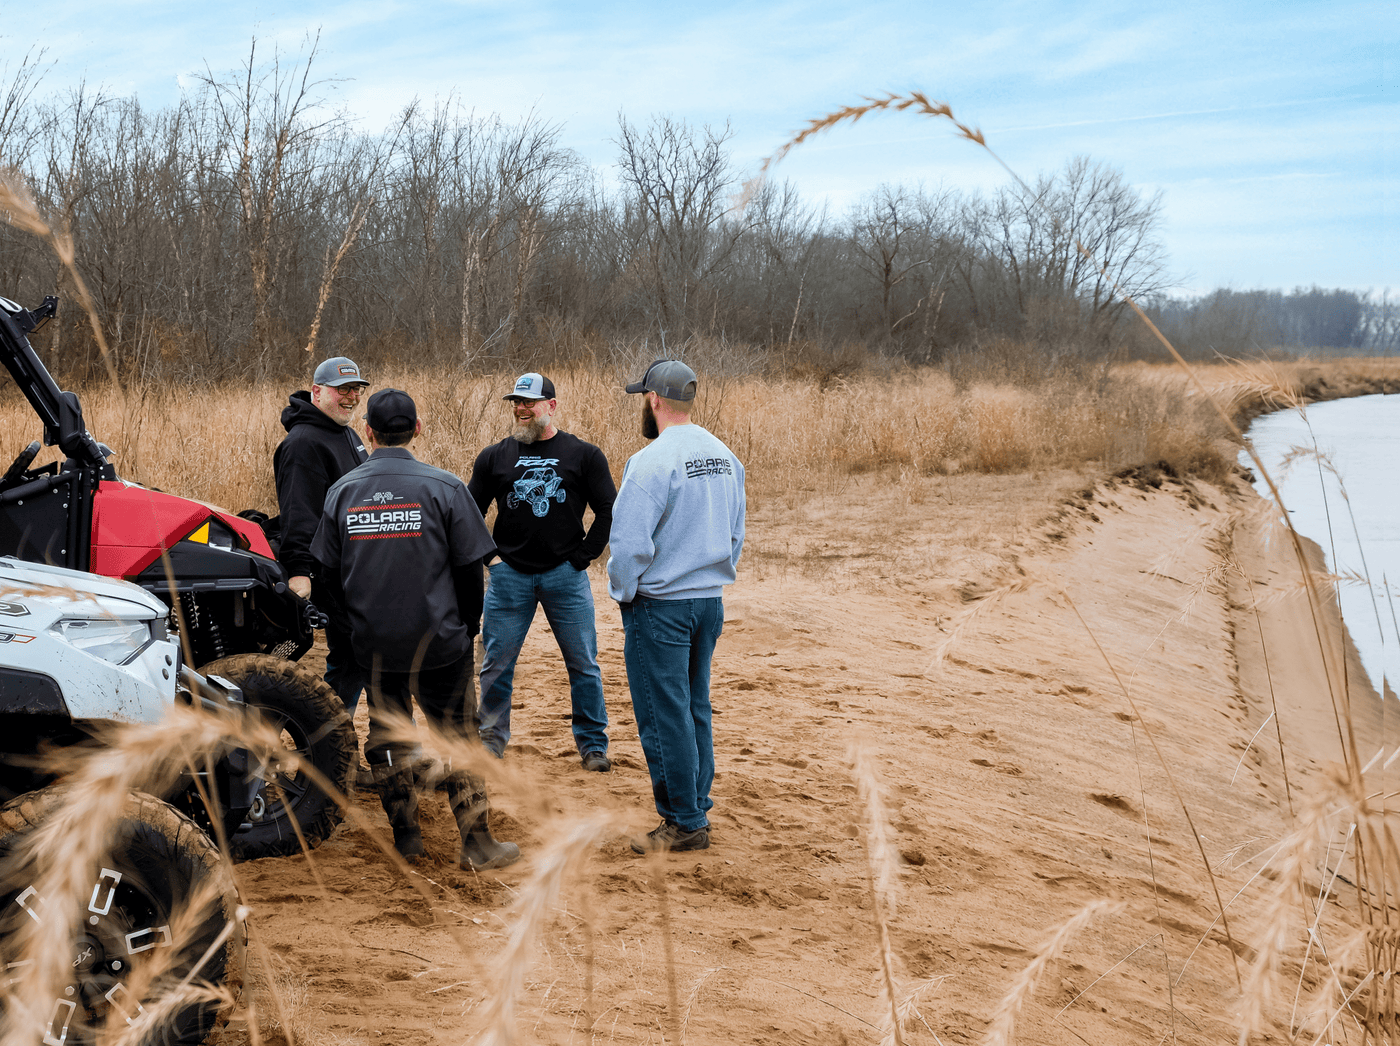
218, 464, 1387, 1046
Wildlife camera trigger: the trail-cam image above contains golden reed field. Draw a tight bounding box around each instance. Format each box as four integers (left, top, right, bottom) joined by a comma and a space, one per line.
2, 353, 1400, 1046
15, 354, 1394, 515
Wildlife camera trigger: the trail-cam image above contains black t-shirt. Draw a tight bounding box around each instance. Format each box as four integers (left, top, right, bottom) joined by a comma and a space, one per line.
311, 448, 495, 671
467, 430, 616, 574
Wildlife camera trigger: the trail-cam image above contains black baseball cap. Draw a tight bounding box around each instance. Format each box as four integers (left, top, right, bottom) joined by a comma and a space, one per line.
624, 359, 697, 401
366, 388, 417, 433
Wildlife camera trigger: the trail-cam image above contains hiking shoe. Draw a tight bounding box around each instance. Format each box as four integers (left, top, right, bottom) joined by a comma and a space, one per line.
459, 831, 522, 872
631, 820, 710, 855
581, 751, 612, 773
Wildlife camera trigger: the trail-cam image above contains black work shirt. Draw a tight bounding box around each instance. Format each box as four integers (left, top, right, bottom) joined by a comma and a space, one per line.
467, 430, 616, 574
311, 448, 495, 672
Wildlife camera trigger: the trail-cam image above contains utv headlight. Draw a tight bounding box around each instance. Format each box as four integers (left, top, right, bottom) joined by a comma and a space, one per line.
186, 519, 239, 550
48, 616, 155, 665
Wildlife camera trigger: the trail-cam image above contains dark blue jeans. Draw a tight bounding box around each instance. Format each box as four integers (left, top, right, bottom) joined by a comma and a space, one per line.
365, 653, 478, 786
478, 560, 609, 756
322, 609, 369, 717
620, 595, 724, 832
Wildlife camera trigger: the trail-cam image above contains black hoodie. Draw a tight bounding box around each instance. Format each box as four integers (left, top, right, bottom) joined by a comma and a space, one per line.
273, 391, 368, 579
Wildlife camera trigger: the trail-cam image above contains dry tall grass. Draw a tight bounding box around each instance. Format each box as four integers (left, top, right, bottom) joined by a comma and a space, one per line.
3, 356, 1393, 523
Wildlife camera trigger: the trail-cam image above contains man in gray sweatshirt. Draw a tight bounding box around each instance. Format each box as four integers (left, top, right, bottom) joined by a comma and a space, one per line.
608, 360, 746, 854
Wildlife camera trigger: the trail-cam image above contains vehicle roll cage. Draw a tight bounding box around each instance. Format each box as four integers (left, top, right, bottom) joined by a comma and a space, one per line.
0, 296, 109, 472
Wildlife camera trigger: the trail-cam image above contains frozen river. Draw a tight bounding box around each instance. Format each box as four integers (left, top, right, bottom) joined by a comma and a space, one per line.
1243, 393, 1400, 697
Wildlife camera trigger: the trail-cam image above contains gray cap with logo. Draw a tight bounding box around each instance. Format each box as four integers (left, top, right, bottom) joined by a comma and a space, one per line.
313, 356, 368, 388
504, 373, 556, 401
624, 359, 697, 402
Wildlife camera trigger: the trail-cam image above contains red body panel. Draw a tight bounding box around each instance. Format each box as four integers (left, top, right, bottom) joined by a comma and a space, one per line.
90, 481, 276, 578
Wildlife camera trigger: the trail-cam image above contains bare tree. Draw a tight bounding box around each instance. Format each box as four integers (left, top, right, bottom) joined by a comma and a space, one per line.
962, 156, 1167, 359
614, 115, 749, 339
201, 35, 342, 361
303, 105, 414, 357
0, 46, 50, 166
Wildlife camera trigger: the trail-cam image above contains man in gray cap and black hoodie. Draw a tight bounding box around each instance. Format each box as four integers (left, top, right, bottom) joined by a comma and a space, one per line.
274, 357, 371, 735
312, 388, 521, 870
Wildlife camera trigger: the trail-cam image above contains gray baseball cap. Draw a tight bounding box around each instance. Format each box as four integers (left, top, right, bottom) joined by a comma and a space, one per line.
504, 373, 556, 401
313, 356, 368, 388
624, 359, 697, 401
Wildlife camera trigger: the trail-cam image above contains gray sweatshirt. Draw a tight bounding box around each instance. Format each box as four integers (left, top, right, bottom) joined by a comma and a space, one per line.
607, 423, 746, 603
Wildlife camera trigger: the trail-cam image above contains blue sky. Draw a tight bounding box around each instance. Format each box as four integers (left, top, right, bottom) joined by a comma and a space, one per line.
11, 0, 1397, 295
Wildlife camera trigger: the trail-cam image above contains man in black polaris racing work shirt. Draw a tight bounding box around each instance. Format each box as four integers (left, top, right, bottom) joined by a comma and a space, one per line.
468, 372, 616, 771
311, 388, 522, 870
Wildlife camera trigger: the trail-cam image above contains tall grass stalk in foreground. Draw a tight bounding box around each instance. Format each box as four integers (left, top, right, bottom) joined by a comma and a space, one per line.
849, 743, 907, 1046
475, 819, 610, 1046
981, 900, 1124, 1046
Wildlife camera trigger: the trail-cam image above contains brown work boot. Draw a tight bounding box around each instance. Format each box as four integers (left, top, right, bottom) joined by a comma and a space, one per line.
631, 820, 710, 855
445, 772, 521, 871
372, 761, 424, 858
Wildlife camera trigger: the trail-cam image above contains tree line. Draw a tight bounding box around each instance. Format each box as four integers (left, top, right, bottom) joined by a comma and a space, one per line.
1146, 287, 1397, 358
0, 44, 1391, 384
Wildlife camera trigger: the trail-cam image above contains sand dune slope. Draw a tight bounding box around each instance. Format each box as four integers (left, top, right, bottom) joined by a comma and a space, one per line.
224, 468, 1373, 1045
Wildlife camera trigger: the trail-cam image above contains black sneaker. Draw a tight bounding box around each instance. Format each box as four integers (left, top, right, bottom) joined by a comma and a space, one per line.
631, 820, 710, 854
581, 751, 612, 773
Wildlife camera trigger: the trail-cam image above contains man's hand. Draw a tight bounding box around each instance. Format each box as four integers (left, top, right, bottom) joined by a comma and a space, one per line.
289, 575, 312, 600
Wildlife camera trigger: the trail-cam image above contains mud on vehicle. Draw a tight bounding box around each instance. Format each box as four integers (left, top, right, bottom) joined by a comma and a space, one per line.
0, 294, 355, 861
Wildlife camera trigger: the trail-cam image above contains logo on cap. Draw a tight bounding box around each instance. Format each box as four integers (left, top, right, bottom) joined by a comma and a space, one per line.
339, 365, 358, 376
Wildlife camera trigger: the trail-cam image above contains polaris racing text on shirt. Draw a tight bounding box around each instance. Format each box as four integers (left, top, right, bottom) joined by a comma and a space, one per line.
345, 498, 424, 537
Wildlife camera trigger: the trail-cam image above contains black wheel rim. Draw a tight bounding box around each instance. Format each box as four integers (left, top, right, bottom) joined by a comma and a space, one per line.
3, 866, 191, 1045
241, 704, 315, 832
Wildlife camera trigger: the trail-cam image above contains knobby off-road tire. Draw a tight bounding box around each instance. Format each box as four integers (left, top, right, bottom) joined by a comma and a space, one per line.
200, 654, 356, 862
0, 789, 242, 1046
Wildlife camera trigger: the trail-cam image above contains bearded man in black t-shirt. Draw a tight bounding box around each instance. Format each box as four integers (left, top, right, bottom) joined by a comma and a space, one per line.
467, 373, 617, 771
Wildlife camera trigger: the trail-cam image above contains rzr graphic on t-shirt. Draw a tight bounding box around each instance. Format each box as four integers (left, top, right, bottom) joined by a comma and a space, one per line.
506, 466, 568, 518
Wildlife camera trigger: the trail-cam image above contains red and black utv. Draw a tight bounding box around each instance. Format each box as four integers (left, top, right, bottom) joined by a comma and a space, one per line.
0, 294, 355, 860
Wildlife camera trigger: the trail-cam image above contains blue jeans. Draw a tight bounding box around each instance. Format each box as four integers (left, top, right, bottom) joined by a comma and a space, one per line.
620, 596, 723, 832
478, 560, 609, 756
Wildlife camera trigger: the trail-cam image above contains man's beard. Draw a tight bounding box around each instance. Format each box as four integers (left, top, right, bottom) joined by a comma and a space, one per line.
641, 399, 659, 440
511, 416, 548, 443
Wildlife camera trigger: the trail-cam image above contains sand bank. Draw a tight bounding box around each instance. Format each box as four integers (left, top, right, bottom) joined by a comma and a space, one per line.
224, 467, 1377, 1045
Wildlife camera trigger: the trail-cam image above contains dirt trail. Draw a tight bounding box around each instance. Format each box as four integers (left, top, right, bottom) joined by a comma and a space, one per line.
223, 467, 1370, 1045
